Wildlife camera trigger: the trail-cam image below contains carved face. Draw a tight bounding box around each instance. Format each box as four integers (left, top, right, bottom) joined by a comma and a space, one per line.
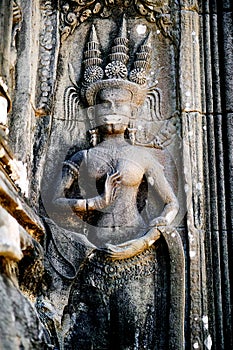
94, 87, 133, 128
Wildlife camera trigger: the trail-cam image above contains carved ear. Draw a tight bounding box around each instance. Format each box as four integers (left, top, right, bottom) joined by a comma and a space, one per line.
87, 106, 95, 128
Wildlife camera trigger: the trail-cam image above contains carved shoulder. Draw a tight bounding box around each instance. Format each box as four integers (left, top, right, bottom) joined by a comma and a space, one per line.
142, 149, 164, 176
63, 150, 87, 179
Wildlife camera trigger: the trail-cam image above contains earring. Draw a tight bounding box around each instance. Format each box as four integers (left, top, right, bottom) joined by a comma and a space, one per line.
89, 128, 98, 147
127, 127, 137, 145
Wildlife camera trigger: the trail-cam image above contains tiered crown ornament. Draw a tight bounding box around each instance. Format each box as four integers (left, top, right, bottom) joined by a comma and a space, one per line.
82, 25, 104, 87
129, 32, 152, 85
105, 17, 129, 80
82, 16, 152, 107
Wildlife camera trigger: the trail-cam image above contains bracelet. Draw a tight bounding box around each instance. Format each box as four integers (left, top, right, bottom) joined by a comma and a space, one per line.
87, 196, 104, 210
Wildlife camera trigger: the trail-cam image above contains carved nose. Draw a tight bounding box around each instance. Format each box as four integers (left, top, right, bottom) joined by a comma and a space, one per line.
109, 100, 116, 113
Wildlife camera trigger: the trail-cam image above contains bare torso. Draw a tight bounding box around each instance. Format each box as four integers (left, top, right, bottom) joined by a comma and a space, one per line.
81, 139, 149, 244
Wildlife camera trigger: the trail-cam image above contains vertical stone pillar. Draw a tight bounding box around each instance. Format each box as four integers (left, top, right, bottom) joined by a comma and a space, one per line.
179, 1, 210, 348
200, 1, 233, 349
0, 0, 13, 82
180, 1, 233, 348
0, 0, 12, 132
9, 1, 40, 161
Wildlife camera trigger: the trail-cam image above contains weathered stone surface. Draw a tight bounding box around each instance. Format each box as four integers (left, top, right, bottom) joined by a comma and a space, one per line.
0, 0, 13, 82
0, 207, 23, 261
221, 11, 233, 113
9, 1, 40, 162
0, 271, 48, 349
180, 0, 199, 11
0, 134, 44, 240
179, 10, 202, 112
1, 1, 233, 349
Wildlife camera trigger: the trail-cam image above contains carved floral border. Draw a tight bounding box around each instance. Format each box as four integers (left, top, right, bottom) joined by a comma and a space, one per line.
60, 0, 172, 41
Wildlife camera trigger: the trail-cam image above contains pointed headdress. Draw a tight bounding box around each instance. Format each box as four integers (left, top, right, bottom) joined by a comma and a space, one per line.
81, 17, 152, 107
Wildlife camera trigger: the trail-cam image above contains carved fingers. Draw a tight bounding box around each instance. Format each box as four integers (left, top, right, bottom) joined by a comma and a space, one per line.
150, 216, 168, 227
102, 239, 145, 260
54, 171, 121, 213
101, 236, 150, 260
104, 170, 121, 205
100, 228, 161, 260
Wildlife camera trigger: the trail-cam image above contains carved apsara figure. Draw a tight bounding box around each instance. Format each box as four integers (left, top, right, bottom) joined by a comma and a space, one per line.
45, 19, 179, 349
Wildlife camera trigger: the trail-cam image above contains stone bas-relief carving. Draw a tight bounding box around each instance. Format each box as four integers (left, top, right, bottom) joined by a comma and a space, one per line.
55, 22, 179, 250
60, 0, 172, 42
1, 0, 233, 349
0, 1, 184, 348
39, 19, 184, 349
0, 1, 185, 346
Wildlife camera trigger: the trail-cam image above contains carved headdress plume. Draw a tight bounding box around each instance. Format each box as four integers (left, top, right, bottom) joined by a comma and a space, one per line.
82, 25, 104, 88
82, 17, 152, 107
105, 15, 129, 79
129, 31, 152, 85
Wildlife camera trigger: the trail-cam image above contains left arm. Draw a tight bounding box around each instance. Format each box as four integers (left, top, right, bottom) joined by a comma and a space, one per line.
146, 161, 179, 227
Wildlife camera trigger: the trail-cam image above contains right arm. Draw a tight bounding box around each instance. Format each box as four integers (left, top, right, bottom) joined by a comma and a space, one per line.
54, 172, 121, 212
53, 151, 86, 211
53, 152, 121, 212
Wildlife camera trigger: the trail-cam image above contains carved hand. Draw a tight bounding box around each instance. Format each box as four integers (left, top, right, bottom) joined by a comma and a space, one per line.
103, 170, 121, 206
149, 216, 168, 227
101, 227, 160, 260
54, 171, 121, 212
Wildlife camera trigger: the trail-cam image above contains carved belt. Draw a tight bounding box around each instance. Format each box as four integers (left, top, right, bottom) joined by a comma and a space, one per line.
82, 246, 157, 294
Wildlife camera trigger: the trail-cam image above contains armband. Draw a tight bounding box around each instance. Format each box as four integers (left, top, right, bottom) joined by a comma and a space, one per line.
63, 160, 79, 178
